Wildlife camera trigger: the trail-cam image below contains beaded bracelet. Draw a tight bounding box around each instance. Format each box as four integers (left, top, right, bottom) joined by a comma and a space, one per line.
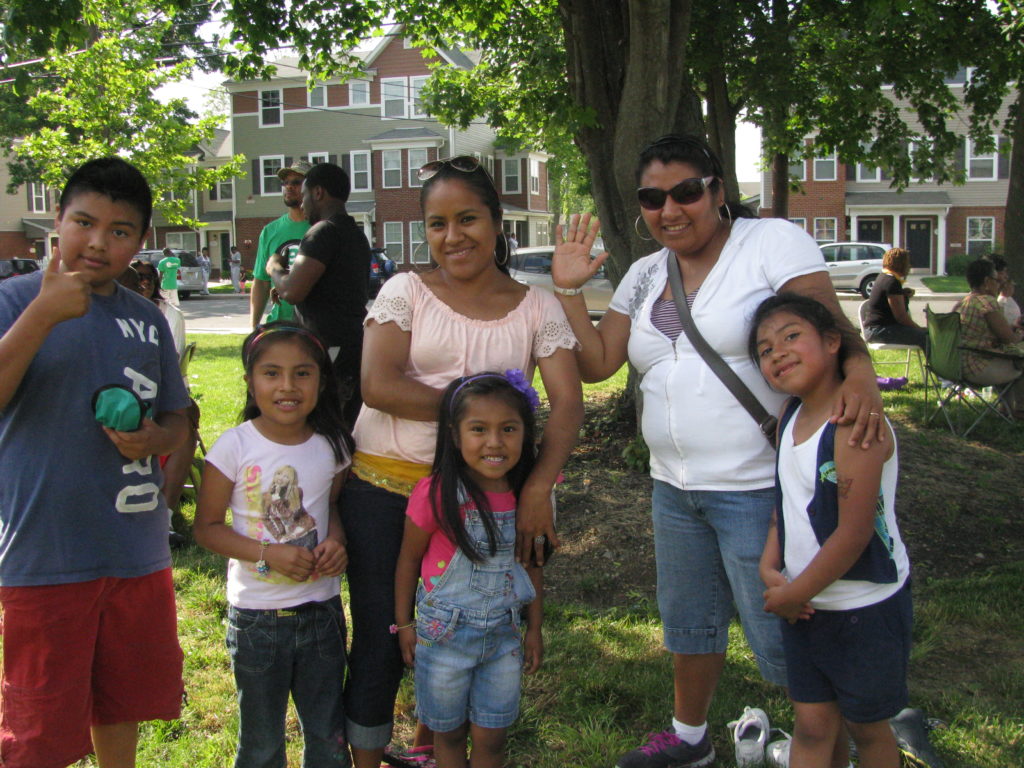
389, 621, 415, 634
256, 540, 270, 576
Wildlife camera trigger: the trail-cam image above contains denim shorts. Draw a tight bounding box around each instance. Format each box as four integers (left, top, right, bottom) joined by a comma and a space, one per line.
414, 602, 524, 732
782, 582, 912, 723
652, 480, 786, 686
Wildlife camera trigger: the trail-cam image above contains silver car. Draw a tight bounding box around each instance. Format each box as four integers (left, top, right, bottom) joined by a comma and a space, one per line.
136, 249, 206, 299
508, 245, 613, 317
820, 241, 891, 298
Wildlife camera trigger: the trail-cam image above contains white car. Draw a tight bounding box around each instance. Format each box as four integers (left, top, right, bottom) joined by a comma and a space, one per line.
508, 245, 613, 317
820, 241, 891, 298
136, 249, 206, 299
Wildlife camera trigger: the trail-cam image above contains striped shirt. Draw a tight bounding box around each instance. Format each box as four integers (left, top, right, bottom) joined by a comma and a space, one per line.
650, 292, 698, 342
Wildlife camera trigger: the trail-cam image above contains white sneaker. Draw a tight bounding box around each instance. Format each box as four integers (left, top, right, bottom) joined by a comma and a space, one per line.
728, 706, 770, 767
765, 732, 791, 768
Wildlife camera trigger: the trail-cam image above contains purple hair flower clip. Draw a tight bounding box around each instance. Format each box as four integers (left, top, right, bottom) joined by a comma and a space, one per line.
504, 368, 541, 412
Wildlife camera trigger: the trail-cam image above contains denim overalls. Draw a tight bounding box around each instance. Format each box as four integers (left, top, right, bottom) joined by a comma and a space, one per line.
413, 501, 536, 733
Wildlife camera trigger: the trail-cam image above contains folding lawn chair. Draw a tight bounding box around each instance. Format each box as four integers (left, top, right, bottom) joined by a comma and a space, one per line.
177, 340, 207, 498
858, 300, 924, 381
923, 306, 1020, 437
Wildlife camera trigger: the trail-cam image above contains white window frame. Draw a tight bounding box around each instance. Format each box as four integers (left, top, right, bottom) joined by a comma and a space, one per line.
814, 217, 837, 244
788, 156, 806, 182
349, 79, 370, 106
410, 75, 429, 118
308, 85, 326, 109
813, 152, 837, 181
381, 77, 407, 119
503, 158, 521, 194
486, 155, 495, 176
789, 217, 806, 231
966, 216, 995, 255
408, 148, 428, 186
383, 221, 404, 262
259, 88, 282, 127
308, 151, 329, 166
260, 155, 284, 196
350, 151, 371, 192
967, 136, 997, 180
166, 231, 198, 251
530, 158, 540, 194
409, 220, 427, 263
29, 182, 47, 213
382, 150, 403, 189
216, 179, 233, 201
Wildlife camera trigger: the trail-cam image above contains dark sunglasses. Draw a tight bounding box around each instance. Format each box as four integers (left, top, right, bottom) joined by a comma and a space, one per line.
417, 155, 486, 182
636, 176, 714, 211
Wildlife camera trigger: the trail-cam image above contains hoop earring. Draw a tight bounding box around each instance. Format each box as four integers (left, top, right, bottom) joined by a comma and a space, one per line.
495, 233, 510, 266
718, 203, 733, 225
634, 215, 653, 241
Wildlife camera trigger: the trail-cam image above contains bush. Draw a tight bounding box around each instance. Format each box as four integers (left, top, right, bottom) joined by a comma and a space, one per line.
947, 252, 973, 276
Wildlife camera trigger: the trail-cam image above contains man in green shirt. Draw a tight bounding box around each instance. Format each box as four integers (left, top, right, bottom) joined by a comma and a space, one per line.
157, 248, 180, 305
250, 160, 311, 327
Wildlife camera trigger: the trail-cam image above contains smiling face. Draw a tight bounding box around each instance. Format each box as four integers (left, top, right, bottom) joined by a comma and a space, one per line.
756, 311, 841, 399
246, 338, 321, 439
638, 160, 724, 257
423, 178, 502, 282
455, 393, 525, 493
55, 191, 148, 295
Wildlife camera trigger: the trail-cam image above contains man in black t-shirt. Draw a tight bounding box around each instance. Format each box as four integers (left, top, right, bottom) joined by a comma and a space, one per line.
267, 162, 371, 427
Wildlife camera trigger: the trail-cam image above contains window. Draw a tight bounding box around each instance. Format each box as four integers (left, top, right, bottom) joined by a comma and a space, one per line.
308, 152, 329, 166
383, 222, 404, 261
166, 231, 198, 251
382, 150, 402, 188
381, 78, 406, 118
259, 89, 282, 127
788, 157, 806, 182
813, 152, 836, 181
966, 217, 995, 255
535, 220, 550, 244
789, 217, 806, 231
410, 76, 429, 118
29, 182, 47, 213
408, 148, 428, 186
210, 179, 233, 201
503, 158, 521, 194
350, 151, 371, 191
260, 156, 284, 195
409, 221, 427, 263
486, 155, 495, 176
967, 137, 997, 180
308, 85, 326, 108
814, 217, 837, 244
530, 158, 541, 194
349, 79, 370, 106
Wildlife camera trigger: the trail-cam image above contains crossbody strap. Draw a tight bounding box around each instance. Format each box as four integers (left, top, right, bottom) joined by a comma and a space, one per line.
666, 255, 778, 443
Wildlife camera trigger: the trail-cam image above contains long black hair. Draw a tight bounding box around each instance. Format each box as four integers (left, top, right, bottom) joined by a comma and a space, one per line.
637, 134, 754, 221
430, 373, 538, 561
747, 292, 854, 373
240, 321, 353, 462
419, 160, 511, 274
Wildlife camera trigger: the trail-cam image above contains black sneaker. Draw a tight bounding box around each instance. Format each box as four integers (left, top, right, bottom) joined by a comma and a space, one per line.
616, 730, 715, 768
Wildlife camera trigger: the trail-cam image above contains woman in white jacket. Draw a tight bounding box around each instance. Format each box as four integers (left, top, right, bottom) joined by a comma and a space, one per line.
552, 134, 885, 768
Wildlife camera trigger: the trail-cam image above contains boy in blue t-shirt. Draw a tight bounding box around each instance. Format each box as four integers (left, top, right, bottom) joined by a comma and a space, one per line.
0, 158, 190, 767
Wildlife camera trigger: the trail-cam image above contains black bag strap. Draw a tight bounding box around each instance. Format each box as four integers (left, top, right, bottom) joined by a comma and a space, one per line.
666, 255, 778, 443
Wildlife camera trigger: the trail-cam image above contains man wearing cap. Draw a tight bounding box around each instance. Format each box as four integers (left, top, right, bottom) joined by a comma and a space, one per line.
250, 159, 311, 327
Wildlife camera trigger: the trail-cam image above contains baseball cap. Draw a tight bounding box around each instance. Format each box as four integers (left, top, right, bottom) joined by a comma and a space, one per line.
277, 159, 313, 181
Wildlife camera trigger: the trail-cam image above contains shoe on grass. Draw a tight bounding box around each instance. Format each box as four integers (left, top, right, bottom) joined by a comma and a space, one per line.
382, 744, 437, 768
765, 731, 792, 768
727, 706, 770, 766
616, 730, 715, 768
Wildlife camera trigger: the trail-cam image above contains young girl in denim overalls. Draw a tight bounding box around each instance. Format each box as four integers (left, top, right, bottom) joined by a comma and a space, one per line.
394, 372, 545, 768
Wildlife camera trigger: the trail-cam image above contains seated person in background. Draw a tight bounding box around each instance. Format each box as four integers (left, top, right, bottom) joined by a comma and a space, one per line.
131, 259, 185, 358
863, 247, 927, 348
989, 255, 1022, 329
956, 258, 1024, 418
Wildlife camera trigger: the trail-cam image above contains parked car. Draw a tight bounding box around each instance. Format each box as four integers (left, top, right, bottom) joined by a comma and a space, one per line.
369, 247, 397, 298
135, 249, 205, 299
508, 245, 613, 317
0, 257, 40, 282
820, 241, 891, 298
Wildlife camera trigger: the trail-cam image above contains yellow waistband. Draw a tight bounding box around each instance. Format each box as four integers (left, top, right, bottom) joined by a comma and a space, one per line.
352, 451, 431, 498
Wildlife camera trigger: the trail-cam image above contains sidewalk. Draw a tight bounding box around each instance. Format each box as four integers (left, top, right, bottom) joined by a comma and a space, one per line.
835, 275, 960, 301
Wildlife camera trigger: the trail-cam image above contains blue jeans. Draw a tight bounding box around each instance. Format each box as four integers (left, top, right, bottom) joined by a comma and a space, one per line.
651, 481, 787, 686
227, 597, 350, 768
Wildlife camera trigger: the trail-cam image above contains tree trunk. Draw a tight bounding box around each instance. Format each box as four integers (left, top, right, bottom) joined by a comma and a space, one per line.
706, 65, 740, 205
559, 0, 702, 285
771, 151, 789, 220
1003, 88, 1024, 277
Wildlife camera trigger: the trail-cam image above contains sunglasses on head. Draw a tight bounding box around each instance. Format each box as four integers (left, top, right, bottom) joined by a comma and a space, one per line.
636, 176, 714, 211
417, 155, 486, 182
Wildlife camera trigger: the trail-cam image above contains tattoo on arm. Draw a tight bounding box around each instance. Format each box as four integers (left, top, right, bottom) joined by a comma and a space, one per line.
837, 476, 854, 499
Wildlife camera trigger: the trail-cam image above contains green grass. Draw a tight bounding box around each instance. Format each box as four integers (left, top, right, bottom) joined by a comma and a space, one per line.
921, 275, 967, 293
71, 336, 1022, 766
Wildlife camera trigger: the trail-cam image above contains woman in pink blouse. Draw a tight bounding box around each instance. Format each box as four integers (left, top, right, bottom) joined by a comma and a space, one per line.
341, 156, 583, 768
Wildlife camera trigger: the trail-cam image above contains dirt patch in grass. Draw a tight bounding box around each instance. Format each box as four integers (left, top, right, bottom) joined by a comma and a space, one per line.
547, 390, 1024, 609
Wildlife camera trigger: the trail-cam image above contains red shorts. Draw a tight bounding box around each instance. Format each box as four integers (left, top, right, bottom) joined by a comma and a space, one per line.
0, 569, 183, 768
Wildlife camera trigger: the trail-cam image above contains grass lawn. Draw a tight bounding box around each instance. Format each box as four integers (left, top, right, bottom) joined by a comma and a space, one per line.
74, 335, 1022, 767
921, 275, 967, 293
